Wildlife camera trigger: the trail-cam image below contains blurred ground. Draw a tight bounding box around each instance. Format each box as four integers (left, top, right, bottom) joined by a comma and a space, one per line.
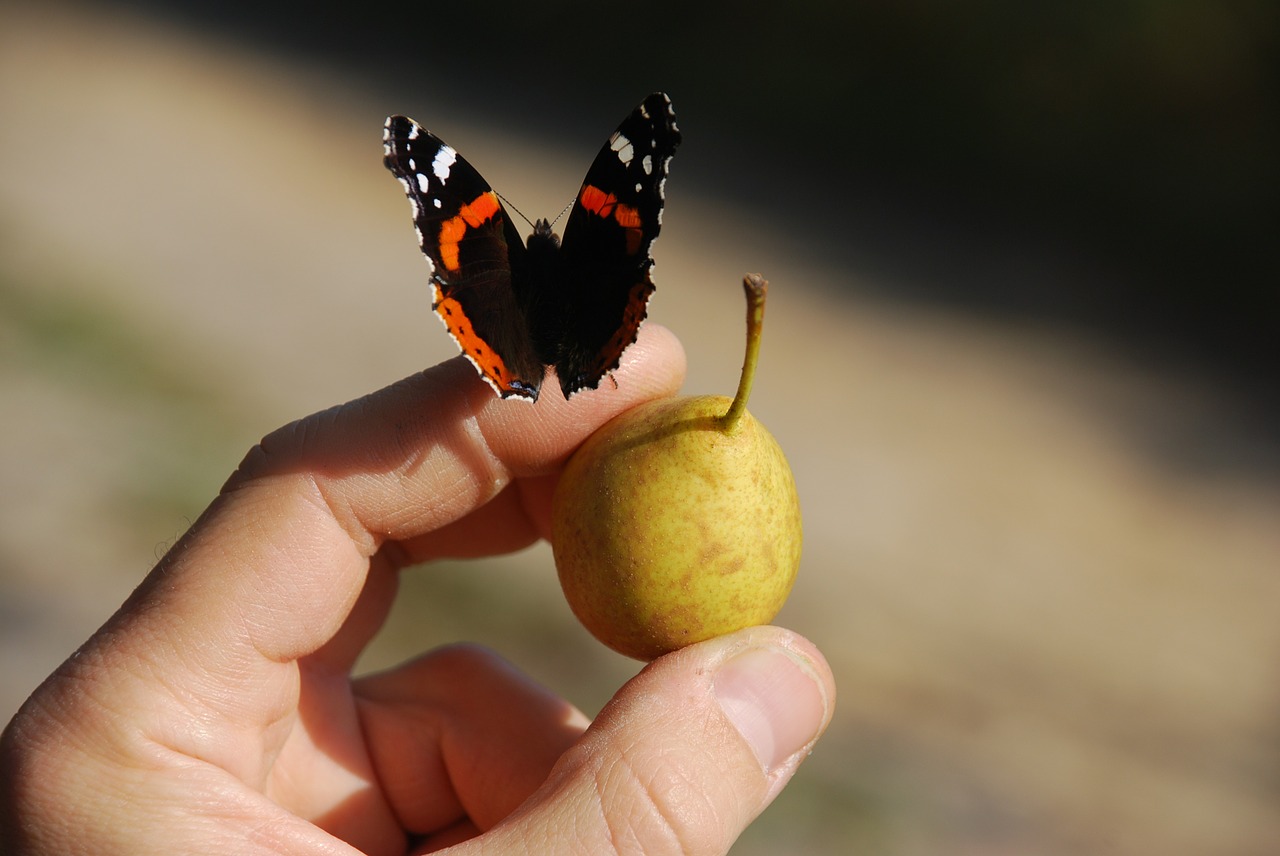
2, 4, 1279, 855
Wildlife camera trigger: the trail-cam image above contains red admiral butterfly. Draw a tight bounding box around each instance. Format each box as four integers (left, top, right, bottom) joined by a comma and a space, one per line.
383, 93, 681, 401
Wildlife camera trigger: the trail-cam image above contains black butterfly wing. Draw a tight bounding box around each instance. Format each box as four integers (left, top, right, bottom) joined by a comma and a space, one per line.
383, 115, 545, 400
542, 92, 681, 398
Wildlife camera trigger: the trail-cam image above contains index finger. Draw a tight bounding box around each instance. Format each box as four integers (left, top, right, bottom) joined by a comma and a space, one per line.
118, 323, 684, 669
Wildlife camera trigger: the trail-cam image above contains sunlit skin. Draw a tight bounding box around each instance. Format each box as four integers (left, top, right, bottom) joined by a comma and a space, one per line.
0, 325, 834, 856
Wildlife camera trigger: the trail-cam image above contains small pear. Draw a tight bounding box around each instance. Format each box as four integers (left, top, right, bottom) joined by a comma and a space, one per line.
551, 275, 801, 660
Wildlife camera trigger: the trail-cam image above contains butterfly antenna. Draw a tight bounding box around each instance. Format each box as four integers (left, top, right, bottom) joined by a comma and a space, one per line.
550, 198, 574, 228
496, 191, 535, 229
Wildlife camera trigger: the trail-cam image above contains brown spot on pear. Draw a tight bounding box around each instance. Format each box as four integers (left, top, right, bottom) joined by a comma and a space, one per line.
551, 275, 801, 660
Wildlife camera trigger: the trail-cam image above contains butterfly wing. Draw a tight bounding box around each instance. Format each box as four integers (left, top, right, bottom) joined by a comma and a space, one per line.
542, 92, 681, 398
383, 115, 545, 400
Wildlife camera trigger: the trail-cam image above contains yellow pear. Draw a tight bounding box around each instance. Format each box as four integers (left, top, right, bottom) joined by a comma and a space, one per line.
551, 275, 801, 660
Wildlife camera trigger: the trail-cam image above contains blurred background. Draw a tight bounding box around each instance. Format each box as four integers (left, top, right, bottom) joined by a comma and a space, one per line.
2, 1, 1278, 853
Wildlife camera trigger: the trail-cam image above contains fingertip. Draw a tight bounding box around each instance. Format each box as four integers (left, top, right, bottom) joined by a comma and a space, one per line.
663, 626, 835, 782
494, 627, 834, 854
476, 323, 687, 476
710, 630, 834, 790
623, 323, 688, 398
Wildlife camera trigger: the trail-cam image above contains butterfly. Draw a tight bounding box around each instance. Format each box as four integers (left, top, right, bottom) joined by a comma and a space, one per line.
383, 92, 680, 400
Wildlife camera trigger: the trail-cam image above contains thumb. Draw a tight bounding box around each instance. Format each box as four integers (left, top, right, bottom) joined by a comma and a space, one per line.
475, 627, 835, 856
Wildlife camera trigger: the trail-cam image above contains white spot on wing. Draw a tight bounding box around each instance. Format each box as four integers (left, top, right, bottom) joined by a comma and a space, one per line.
610, 131, 634, 165
432, 145, 457, 182
642, 154, 653, 175
416, 173, 431, 193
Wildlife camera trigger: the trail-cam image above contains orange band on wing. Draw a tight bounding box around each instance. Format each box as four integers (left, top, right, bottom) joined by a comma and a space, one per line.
437, 192, 502, 272
580, 185, 644, 254
436, 294, 514, 388
611, 203, 641, 229
437, 218, 466, 270
579, 184, 617, 217
459, 192, 501, 226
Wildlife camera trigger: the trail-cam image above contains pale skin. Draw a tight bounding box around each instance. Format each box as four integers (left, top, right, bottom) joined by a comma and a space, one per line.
0, 325, 835, 855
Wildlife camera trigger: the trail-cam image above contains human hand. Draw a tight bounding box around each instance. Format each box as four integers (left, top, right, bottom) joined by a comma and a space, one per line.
0, 325, 834, 855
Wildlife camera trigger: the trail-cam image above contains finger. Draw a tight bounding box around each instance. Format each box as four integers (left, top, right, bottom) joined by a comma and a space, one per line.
59, 326, 683, 770
312, 324, 685, 672
352, 645, 588, 844
468, 627, 836, 856
147, 324, 679, 652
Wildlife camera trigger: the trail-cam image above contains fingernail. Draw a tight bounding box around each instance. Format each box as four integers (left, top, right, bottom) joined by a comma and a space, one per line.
713, 646, 828, 773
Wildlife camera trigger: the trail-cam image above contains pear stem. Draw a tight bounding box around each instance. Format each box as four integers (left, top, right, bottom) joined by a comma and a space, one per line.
719, 274, 768, 433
